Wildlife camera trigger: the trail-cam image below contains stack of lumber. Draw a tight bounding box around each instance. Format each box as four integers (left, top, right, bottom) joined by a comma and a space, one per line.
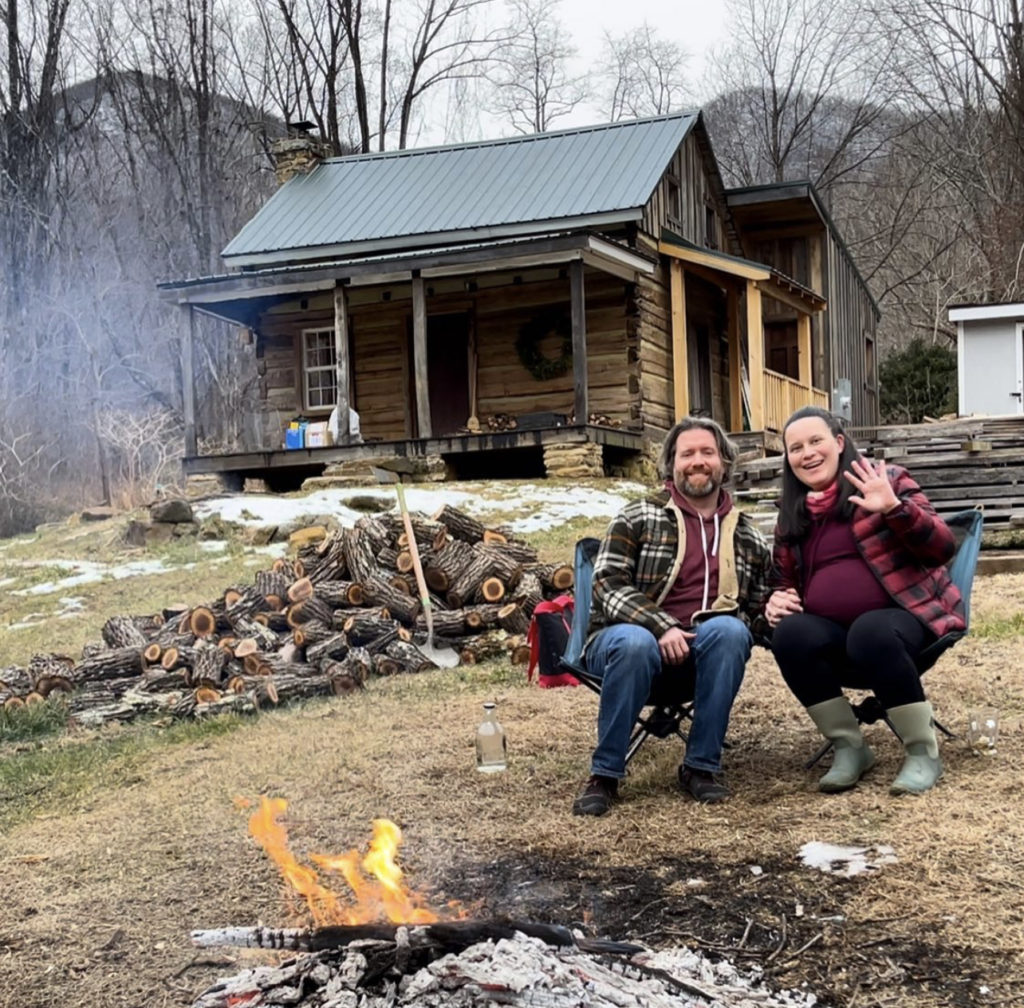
732, 415, 1024, 531
485, 413, 519, 431
0, 505, 574, 727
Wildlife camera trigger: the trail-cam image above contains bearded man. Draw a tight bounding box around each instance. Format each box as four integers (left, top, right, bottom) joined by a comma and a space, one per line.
573, 417, 772, 815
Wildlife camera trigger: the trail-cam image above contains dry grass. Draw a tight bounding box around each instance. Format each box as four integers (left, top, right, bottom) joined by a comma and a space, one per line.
1, 500, 1023, 1007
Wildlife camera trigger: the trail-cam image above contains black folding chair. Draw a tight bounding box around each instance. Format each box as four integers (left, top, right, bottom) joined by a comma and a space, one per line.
560, 537, 697, 768
806, 508, 984, 768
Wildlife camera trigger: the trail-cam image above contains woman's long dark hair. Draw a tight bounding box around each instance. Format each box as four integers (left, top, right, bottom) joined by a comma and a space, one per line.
777, 406, 862, 542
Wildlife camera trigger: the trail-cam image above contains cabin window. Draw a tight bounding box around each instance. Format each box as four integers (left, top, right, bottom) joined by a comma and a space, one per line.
666, 177, 681, 224
705, 205, 718, 250
301, 327, 337, 410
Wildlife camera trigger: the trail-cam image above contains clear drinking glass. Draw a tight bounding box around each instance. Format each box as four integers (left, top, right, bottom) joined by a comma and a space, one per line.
967, 708, 999, 755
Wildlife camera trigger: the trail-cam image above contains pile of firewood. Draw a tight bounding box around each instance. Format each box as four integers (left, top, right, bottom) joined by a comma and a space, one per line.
485, 413, 519, 431
0, 504, 573, 728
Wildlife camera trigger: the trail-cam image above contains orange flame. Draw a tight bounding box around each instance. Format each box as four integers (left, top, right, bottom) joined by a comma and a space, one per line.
247, 797, 440, 926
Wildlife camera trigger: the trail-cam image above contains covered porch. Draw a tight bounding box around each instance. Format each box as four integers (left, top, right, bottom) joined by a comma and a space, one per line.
658, 233, 829, 434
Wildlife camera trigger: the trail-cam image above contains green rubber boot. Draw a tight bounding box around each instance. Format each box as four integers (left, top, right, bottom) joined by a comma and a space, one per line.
806, 697, 876, 793
887, 701, 943, 795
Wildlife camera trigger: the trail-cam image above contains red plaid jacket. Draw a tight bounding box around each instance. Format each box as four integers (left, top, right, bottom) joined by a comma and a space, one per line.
772, 465, 965, 639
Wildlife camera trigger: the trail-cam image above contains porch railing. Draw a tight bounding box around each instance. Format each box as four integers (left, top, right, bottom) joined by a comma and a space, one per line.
763, 369, 829, 432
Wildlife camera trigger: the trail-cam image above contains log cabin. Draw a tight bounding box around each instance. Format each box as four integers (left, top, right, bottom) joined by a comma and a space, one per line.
159, 112, 879, 488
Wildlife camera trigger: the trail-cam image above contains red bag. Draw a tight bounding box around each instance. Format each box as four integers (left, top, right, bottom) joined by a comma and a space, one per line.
526, 595, 578, 688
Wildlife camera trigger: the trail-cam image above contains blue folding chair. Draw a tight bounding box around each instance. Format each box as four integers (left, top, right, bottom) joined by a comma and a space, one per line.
561, 537, 697, 767
806, 507, 984, 767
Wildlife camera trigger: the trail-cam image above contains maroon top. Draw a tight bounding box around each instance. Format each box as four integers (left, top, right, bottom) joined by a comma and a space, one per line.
803, 515, 893, 626
772, 465, 965, 639
662, 483, 730, 627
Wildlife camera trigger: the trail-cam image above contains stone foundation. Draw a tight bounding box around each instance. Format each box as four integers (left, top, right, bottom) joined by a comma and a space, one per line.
302, 454, 452, 490
542, 443, 605, 479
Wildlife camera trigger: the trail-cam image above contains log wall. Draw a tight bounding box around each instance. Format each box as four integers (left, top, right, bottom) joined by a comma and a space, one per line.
251, 266, 636, 446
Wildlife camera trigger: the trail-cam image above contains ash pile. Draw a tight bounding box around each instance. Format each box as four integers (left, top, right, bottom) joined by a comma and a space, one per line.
191, 921, 818, 1008
1, 505, 573, 726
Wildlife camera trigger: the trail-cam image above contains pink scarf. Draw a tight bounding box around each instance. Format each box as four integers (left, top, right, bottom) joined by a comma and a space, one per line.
805, 480, 839, 518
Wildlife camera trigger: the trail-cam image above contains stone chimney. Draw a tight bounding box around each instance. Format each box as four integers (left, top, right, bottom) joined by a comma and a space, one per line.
270, 122, 332, 184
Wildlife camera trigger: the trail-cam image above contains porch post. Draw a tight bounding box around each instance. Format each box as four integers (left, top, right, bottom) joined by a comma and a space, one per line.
570, 258, 588, 424
412, 274, 431, 438
670, 259, 690, 418
727, 284, 742, 430
797, 311, 812, 392
333, 282, 351, 440
745, 280, 764, 429
180, 304, 197, 458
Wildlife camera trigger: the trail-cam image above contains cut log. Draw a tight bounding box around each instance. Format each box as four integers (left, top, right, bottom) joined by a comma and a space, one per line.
101, 616, 148, 649
308, 534, 349, 584
388, 573, 415, 596
287, 577, 314, 603
423, 538, 475, 593
413, 609, 466, 637
191, 645, 228, 687
497, 602, 530, 635
372, 653, 402, 677
72, 647, 145, 684
513, 571, 544, 615
34, 674, 74, 697
311, 580, 364, 608
463, 603, 504, 630
457, 628, 511, 664
343, 615, 403, 647
510, 642, 532, 665
361, 575, 421, 625
291, 619, 335, 648
286, 595, 334, 628
476, 576, 507, 604
143, 642, 163, 665
255, 568, 292, 603
28, 653, 75, 688
473, 543, 524, 589
305, 632, 350, 666
224, 585, 270, 622
189, 607, 217, 639
446, 553, 499, 609
530, 562, 574, 591
432, 503, 487, 543
384, 639, 438, 673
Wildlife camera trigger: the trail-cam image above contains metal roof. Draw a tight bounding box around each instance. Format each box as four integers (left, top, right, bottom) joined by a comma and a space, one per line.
223, 113, 699, 267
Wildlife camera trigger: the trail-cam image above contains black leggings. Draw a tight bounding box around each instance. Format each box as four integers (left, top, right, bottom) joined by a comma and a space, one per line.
770, 608, 935, 710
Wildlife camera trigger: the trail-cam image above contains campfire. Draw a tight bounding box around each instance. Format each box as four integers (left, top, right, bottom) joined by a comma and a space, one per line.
245, 796, 443, 926
189, 801, 819, 1008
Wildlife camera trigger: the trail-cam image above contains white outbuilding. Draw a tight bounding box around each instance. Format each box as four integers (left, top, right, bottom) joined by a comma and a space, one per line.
948, 302, 1024, 416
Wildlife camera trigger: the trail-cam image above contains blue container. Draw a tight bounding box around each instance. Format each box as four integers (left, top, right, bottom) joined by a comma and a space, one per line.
285, 427, 304, 450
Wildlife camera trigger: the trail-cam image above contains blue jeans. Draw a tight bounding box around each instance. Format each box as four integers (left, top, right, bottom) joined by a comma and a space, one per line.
584, 617, 751, 778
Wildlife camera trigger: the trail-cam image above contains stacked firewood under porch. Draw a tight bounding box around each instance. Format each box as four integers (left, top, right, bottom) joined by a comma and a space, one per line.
0, 505, 574, 726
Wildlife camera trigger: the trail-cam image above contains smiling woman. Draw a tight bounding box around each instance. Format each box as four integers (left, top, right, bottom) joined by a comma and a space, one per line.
767, 405, 966, 797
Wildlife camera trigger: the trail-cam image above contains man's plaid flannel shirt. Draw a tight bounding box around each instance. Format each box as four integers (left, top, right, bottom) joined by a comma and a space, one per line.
586, 488, 773, 648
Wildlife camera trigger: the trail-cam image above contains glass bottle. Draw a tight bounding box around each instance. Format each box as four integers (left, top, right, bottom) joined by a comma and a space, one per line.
475, 702, 507, 773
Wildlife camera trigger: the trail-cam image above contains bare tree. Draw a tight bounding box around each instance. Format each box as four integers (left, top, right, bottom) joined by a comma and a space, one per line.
877, 0, 1024, 303
259, 0, 508, 152
484, 0, 587, 134
599, 23, 690, 121
704, 0, 901, 192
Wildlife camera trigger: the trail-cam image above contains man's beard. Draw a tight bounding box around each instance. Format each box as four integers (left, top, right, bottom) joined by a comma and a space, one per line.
678, 470, 721, 498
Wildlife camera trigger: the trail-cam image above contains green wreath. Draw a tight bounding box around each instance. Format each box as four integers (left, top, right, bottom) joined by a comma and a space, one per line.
515, 309, 573, 381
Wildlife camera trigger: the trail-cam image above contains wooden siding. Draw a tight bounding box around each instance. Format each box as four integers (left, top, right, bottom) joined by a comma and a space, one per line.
824, 235, 878, 426
640, 131, 727, 250
250, 266, 637, 447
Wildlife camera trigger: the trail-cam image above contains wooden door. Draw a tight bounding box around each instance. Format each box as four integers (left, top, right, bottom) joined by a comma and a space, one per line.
426, 313, 470, 436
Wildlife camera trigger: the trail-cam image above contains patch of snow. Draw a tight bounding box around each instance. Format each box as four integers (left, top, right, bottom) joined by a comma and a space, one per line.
798, 841, 897, 878
199, 540, 228, 552
192, 481, 646, 533
0, 576, 15, 588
